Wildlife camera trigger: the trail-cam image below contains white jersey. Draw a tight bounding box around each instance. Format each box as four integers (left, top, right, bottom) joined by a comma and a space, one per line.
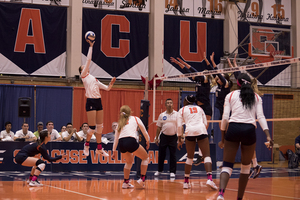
177, 105, 208, 137
0, 130, 14, 141
221, 90, 268, 130
81, 74, 109, 98
117, 116, 147, 140
77, 130, 96, 141
44, 129, 61, 141
156, 110, 178, 136
62, 131, 78, 142
15, 130, 35, 139
80, 47, 110, 99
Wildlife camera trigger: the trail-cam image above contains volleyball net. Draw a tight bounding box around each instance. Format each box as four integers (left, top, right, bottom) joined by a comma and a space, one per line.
152, 57, 300, 125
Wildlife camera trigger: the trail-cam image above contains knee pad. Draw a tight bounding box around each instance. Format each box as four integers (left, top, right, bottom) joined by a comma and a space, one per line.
221, 161, 234, 176
204, 157, 212, 164
35, 159, 46, 171
88, 127, 95, 135
240, 164, 251, 174
124, 162, 133, 170
186, 158, 193, 165
96, 124, 103, 134
221, 167, 233, 176
141, 158, 149, 165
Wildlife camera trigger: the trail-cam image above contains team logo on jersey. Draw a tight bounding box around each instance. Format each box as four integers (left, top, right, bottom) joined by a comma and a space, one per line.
163, 116, 167, 121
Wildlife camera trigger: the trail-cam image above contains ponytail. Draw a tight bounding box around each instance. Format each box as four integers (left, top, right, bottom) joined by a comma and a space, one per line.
238, 73, 255, 109
117, 105, 131, 133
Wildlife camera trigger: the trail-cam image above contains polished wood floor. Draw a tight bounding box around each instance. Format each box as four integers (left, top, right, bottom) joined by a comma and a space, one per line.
1, 177, 299, 200
1, 161, 299, 200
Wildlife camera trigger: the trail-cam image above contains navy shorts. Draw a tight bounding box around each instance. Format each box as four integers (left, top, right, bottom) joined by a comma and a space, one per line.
118, 137, 140, 153
15, 152, 28, 165
225, 122, 256, 145
199, 104, 212, 117
185, 134, 208, 142
86, 98, 103, 111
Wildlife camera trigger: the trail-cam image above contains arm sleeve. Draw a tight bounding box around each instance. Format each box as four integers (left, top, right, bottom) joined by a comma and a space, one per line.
256, 97, 269, 131
221, 93, 231, 131
40, 145, 62, 162
81, 47, 93, 77
137, 117, 150, 142
233, 71, 241, 80
177, 109, 184, 135
206, 64, 227, 84
96, 80, 112, 91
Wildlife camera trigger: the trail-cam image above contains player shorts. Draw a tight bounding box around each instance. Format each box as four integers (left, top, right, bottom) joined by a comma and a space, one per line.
199, 104, 212, 117
225, 122, 256, 145
86, 98, 103, 111
118, 137, 140, 153
185, 134, 208, 142
15, 152, 28, 165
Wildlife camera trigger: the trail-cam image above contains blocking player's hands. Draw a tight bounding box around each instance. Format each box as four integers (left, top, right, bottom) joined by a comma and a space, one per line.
112, 150, 117, 160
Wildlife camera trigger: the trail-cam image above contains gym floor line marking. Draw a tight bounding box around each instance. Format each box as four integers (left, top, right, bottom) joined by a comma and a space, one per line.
45, 184, 107, 200
226, 188, 300, 199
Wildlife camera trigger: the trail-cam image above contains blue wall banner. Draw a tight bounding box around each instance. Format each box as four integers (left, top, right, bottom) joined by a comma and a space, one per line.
0, 3, 67, 76
0, 142, 217, 171
82, 9, 149, 80
164, 15, 224, 77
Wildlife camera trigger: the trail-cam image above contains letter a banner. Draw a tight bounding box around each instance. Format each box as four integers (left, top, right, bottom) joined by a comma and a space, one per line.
0, 3, 67, 76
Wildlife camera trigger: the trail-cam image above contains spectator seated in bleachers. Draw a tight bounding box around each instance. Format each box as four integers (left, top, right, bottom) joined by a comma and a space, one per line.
14, 122, 37, 142
0, 121, 14, 141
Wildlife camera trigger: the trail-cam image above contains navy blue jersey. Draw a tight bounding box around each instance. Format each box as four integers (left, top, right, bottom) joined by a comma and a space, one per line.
195, 81, 211, 105
17, 142, 61, 162
215, 81, 233, 109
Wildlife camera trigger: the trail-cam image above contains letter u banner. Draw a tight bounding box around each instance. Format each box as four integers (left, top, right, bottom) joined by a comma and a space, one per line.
82, 9, 149, 80
163, 15, 224, 77
0, 3, 67, 76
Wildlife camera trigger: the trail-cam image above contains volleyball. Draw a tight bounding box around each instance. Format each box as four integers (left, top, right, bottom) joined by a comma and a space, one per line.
85, 31, 95, 42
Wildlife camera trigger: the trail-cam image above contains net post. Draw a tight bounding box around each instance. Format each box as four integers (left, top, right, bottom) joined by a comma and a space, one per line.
144, 76, 148, 100
153, 76, 157, 123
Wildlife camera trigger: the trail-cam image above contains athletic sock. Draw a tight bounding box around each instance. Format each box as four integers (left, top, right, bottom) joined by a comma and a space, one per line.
32, 175, 38, 182
184, 177, 189, 183
207, 173, 212, 181
141, 175, 146, 182
219, 189, 225, 196
97, 143, 102, 150
124, 179, 129, 184
252, 158, 258, 168
85, 142, 90, 146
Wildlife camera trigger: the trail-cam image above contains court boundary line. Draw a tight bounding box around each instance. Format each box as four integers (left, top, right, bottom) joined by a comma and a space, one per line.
226, 188, 300, 199
45, 184, 107, 200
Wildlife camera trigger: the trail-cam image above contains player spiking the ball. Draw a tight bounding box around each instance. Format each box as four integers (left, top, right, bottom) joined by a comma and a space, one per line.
79, 37, 116, 157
